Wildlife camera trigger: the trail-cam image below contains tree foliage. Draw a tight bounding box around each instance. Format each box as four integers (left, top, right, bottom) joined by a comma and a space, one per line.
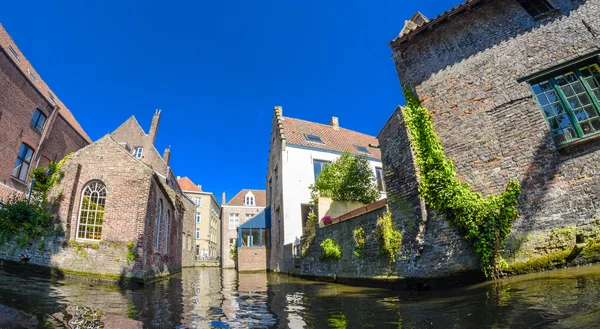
402, 87, 521, 279
310, 152, 380, 204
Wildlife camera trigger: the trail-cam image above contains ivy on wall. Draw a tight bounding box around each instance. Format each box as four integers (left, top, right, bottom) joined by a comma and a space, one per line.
353, 227, 365, 257
320, 238, 342, 260
402, 87, 522, 279
374, 212, 402, 262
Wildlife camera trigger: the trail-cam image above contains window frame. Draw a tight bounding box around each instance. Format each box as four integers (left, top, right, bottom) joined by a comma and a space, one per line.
30, 108, 47, 131
195, 211, 201, 223
516, 0, 556, 19
529, 59, 600, 146
376, 167, 386, 192
133, 147, 143, 159
196, 228, 201, 239
155, 199, 163, 251
164, 210, 170, 254
313, 159, 331, 182
75, 181, 107, 242
12, 143, 34, 182
354, 145, 371, 154
304, 134, 324, 144
229, 213, 240, 229
8, 45, 20, 62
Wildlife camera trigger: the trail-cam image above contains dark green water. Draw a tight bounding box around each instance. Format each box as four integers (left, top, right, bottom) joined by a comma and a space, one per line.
1, 263, 600, 328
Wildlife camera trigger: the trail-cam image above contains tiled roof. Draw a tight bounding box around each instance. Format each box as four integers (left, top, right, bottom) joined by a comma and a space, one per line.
177, 177, 202, 192
0, 24, 91, 143
227, 189, 266, 207
282, 117, 381, 160
391, 0, 485, 47
0, 183, 25, 203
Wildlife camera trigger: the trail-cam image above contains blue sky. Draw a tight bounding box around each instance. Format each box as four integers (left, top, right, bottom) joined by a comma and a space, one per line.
2, 0, 462, 202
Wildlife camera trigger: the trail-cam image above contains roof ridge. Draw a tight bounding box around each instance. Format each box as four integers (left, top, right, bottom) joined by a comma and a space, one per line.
283, 115, 378, 138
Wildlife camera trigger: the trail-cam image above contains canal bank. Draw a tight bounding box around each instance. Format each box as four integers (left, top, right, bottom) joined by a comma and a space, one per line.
2, 262, 600, 328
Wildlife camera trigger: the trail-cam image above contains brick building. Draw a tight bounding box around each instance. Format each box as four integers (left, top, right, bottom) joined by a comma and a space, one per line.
177, 177, 221, 260
266, 107, 385, 272
379, 0, 600, 275
220, 189, 266, 268
0, 24, 90, 197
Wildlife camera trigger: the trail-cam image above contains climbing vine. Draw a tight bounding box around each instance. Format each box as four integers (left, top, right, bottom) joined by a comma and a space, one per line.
402, 87, 522, 279
353, 227, 365, 257
320, 238, 342, 260
374, 212, 402, 262
126, 240, 137, 264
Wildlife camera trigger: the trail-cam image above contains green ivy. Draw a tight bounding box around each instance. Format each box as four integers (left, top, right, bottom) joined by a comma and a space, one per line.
230, 242, 238, 261
310, 152, 380, 204
320, 238, 342, 260
126, 240, 137, 264
353, 227, 365, 257
402, 87, 522, 279
30, 153, 71, 204
374, 212, 402, 262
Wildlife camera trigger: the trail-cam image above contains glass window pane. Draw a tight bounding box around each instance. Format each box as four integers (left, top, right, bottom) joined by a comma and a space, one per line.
252, 228, 261, 247
241, 228, 250, 247
18, 163, 29, 181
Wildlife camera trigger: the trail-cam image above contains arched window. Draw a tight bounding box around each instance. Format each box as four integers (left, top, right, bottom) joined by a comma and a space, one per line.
155, 199, 163, 250
164, 210, 170, 254
244, 191, 255, 206
77, 181, 106, 241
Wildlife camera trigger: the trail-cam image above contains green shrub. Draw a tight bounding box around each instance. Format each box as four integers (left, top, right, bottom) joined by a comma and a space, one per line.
374, 212, 402, 262
402, 87, 521, 279
320, 238, 342, 260
230, 242, 238, 261
353, 227, 366, 257
0, 197, 52, 247
126, 240, 137, 264
310, 152, 380, 204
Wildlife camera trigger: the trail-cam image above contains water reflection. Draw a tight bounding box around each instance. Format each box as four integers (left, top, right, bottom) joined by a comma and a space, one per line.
1, 262, 600, 328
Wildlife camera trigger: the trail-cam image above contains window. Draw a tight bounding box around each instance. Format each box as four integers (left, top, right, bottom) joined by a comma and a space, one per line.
245, 213, 254, 220
229, 213, 240, 229
196, 228, 201, 239
354, 145, 370, 154
517, 0, 555, 18
76, 181, 106, 241
376, 167, 386, 192
304, 134, 324, 143
27, 69, 38, 84
12, 143, 34, 181
133, 147, 143, 159
195, 245, 200, 255
30, 109, 47, 131
241, 228, 251, 246
244, 191, 255, 206
47, 92, 57, 105
195, 212, 201, 223
155, 199, 163, 250
229, 238, 236, 249
164, 210, 170, 254
530, 63, 600, 145
8, 45, 19, 62
313, 159, 331, 182
193, 197, 202, 207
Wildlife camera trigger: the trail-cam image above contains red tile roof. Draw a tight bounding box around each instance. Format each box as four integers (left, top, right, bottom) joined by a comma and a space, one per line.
0, 183, 25, 203
227, 189, 266, 207
282, 116, 381, 160
0, 24, 91, 143
177, 177, 202, 192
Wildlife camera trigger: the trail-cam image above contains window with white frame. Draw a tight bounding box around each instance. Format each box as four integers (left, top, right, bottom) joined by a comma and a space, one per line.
376, 167, 386, 192
193, 197, 202, 207
76, 181, 106, 241
133, 147, 143, 159
12, 143, 34, 181
244, 191, 255, 206
195, 211, 201, 223
229, 213, 240, 229
196, 228, 201, 239
155, 199, 163, 250
245, 213, 254, 220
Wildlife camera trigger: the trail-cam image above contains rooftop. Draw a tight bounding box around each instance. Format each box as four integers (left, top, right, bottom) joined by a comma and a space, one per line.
177, 177, 202, 192
226, 189, 266, 207
0, 24, 91, 143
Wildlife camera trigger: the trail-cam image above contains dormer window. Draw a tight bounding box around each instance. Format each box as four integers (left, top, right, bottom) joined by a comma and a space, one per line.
133, 147, 143, 159
304, 134, 324, 144
244, 191, 255, 206
517, 0, 555, 18
354, 145, 370, 154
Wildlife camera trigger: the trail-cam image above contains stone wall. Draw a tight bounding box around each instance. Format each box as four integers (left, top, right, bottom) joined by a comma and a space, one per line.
267, 106, 285, 271
385, 0, 600, 273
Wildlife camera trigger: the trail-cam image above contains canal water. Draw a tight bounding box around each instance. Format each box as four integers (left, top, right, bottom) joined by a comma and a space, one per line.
1, 263, 600, 328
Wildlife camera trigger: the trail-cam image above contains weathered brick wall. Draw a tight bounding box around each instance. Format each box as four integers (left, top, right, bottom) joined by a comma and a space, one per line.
39, 114, 89, 167
221, 205, 265, 268
181, 197, 195, 267
238, 247, 267, 271
267, 106, 285, 271
387, 0, 600, 270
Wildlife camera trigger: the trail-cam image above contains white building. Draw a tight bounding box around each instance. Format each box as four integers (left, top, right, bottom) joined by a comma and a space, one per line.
266, 107, 385, 272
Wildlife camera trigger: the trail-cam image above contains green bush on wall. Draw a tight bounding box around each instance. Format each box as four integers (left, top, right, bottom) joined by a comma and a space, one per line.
320, 238, 342, 260
402, 87, 522, 279
375, 212, 402, 262
353, 227, 366, 257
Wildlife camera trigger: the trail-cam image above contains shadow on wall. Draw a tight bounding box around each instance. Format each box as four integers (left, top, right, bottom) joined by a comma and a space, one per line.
395, 0, 587, 88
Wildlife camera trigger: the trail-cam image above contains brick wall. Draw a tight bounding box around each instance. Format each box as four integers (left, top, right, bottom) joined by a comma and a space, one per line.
181, 197, 195, 267
39, 114, 89, 167
267, 106, 285, 271
238, 247, 268, 271
220, 205, 265, 268
385, 0, 600, 270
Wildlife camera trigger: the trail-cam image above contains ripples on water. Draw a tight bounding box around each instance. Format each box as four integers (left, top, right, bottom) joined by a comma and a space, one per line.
1, 263, 600, 328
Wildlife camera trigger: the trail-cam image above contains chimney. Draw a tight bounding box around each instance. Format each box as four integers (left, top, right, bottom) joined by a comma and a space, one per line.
163, 146, 171, 165
177, 176, 181, 180
149, 109, 161, 144
197, 184, 202, 191
222, 191, 226, 205
329, 116, 339, 130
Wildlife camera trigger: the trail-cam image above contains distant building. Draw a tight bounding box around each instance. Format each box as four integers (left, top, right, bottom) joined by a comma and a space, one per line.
178, 177, 221, 260
266, 108, 385, 272
0, 24, 90, 198
220, 189, 266, 268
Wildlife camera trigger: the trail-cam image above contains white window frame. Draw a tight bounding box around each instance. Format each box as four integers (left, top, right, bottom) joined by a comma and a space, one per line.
133, 147, 143, 159
229, 213, 240, 229
75, 181, 107, 242
196, 228, 201, 239
195, 211, 201, 223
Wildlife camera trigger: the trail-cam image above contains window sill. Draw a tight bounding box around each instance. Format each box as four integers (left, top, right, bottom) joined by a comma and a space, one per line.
30, 124, 43, 134
10, 175, 28, 186
556, 132, 600, 151
533, 8, 560, 21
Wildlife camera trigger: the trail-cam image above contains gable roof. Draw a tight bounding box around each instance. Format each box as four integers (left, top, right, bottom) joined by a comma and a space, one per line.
177, 177, 202, 192
0, 24, 91, 143
390, 0, 486, 48
227, 189, 266, 207
281, 116, 381, 160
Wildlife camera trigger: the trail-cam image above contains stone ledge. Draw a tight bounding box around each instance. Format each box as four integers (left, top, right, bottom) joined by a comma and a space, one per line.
328, 199, 388, 225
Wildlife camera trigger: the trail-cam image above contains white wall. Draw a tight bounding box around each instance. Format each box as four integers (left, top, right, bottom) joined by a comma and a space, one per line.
281, 146, 385, 246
